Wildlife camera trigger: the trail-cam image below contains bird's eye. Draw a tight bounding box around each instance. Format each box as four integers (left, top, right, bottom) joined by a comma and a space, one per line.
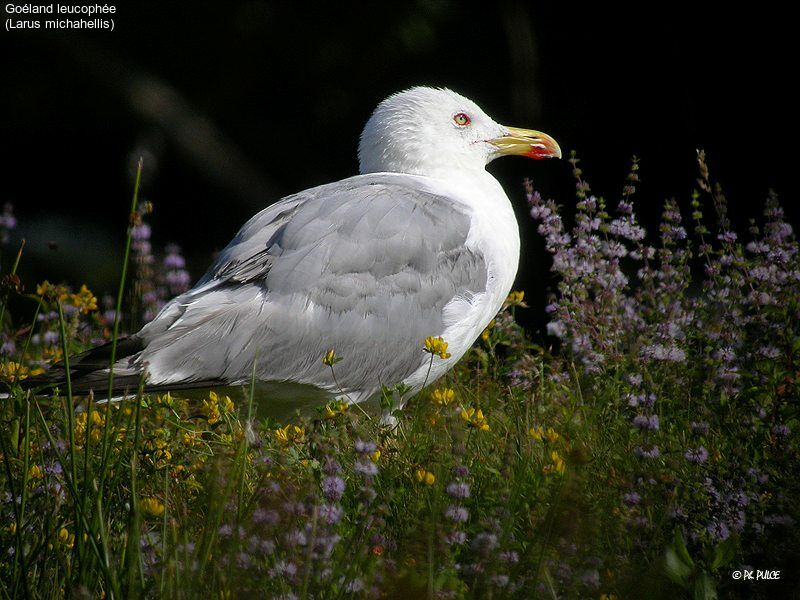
453, 112, 471, 127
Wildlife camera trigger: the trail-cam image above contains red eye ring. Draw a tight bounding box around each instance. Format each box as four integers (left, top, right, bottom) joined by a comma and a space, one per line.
453, 112, 471, 127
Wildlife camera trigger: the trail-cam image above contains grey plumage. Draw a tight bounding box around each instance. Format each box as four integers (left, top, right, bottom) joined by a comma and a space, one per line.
41, 173, 487, 402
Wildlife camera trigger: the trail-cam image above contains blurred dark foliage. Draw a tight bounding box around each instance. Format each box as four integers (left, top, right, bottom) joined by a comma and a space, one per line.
1, 1, 794, 337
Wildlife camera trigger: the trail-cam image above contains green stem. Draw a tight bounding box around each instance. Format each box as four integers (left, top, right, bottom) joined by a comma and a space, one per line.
98, 157, 143, 498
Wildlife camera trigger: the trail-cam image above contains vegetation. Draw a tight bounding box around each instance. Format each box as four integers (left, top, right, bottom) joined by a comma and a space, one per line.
1, 154, 797, 598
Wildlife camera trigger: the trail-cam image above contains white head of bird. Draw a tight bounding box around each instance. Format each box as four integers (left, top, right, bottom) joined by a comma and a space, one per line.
358, 86, 562, 181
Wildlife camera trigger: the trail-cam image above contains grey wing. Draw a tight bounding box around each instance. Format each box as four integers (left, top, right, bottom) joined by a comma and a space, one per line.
136, 173, 488, 397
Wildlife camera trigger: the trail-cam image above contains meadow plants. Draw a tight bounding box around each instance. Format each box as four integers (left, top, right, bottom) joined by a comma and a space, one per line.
0, 152, 797, 598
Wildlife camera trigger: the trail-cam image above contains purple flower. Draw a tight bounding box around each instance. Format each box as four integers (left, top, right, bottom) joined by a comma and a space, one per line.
772, 424, 791, 438
623, 492, 641, 506
318, 503, 343, 525
499, 551, 519, 564
284, 529, 307, 547
633, 445, 660, 459
163, 244, 186, 269
353, 459, 378, 477
252, 508, 279, 525
354, 439, 377, 454
707, 519, 730, 541
323, 459, 342, 475
471, 532, 498, 553
444, 506, 469, 523
445, 531, 467, 545
322, 476, 345, 501
446, 482, 470, 499
632, 414, 659, 431
236, 552, 251, 569
691, 421, 709, 435
132, 223, 151, 241
684, 447, 709, 464
452, 465, 470, 478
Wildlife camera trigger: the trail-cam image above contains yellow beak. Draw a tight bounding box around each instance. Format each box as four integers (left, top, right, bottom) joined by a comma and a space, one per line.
489, 126, 562, 160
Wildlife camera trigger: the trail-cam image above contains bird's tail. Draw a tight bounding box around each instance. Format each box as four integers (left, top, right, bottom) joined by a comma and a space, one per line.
8, 336, 147, 399
7, 335, 227, 400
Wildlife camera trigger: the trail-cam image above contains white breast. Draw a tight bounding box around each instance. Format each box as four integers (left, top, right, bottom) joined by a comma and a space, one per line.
401, 171, 521, 392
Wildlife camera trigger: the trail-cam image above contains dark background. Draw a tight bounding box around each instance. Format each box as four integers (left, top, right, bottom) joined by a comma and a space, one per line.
1, 2, 794, 336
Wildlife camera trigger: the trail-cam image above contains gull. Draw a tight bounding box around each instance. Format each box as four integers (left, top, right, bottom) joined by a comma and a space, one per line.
29, 87, 561, 413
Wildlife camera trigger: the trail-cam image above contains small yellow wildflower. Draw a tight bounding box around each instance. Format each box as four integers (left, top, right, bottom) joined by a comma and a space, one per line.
432, 387, 455, 406
92, 426, 107, 444
202, 391, 222, 424
275, 424, 305, 445
140, 497, 166, 518
461, 407, 490, 431
58, 527, 75, 549
36, 280, 67, 300
0, 361, 33, 383
90, 410, 104, 427
415, 468, 435, 485
480, 319, 496, 342
529, 426, 560, 443
324, 400, 348, 419
370, 449, 381, 462
28, 464, 44, 480
70, 285, 98, 314
503, 290, 528, 309
543, 450, 566, 475
423, 336, 451, 359
322, 349, 343, 366
8, 522, 16, 535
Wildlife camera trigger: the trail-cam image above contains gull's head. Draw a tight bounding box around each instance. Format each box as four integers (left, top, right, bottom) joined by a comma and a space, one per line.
358, 86, 561, 179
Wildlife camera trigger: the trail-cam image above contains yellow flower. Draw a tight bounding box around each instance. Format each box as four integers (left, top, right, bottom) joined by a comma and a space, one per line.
480, 319, 496, 342
370, 450, 381, 462
529, 425, 560, 443
432, 387, 455, 406
543, 450, 566, 475
324, 400, 348, 419
322, 349, 343, 366
58, 527, 75, 549
70, 284, 98, 314
0, 361, 32, 383
275, 424, 305, 445
503, 290, 528, 309
202, 391, 222, 424
461, 407, 490, 431
423, 336, 451, 359
90, 410, 104, 427
28, 464, 44, 480
140, 497, 165, 518
415, 468, 435, 485
8, 522, 16, 535
89, 427, 103, 445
